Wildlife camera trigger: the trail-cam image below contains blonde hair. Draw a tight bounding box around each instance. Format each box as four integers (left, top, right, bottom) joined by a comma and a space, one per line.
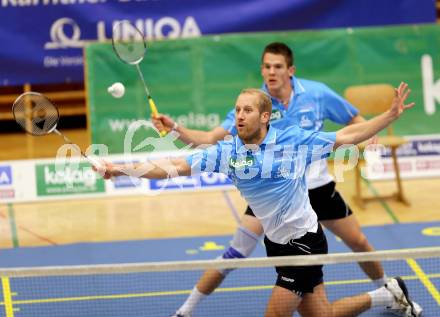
240, 88, 272, 114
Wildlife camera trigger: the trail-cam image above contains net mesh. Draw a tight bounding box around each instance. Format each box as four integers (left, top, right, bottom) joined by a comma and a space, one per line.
12, 92, 59, 136
1, 247, 439, 316
112, 21, 146, 65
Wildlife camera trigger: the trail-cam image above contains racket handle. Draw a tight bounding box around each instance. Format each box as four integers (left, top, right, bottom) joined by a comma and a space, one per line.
148, 97, 159, 116
148, 97, 167, 137
83, 154, 102, 168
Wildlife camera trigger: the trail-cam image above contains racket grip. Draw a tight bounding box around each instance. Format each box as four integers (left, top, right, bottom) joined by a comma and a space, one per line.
148, 97, 159, 117
148, 97, 167, 137
84, 154, 102, 169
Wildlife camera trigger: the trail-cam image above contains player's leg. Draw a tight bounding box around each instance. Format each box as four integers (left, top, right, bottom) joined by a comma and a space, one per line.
297, 283, 331, 317
172, 207, 263, 317
321, 214, 385, 283
265, 285, 302, 317
196, 211, 263, 294
264, 224, 328, 317
198, 208, 263, 294
309, 181, 386, 286
299, 278, 419, 317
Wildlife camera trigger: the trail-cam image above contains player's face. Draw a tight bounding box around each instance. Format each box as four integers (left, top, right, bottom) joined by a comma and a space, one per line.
261, 53, 295, 92
235, 93, 265, 142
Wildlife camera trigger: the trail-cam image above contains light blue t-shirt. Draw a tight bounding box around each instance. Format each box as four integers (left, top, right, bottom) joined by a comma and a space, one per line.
221, 77, 358, 189
186, 126, 336, 244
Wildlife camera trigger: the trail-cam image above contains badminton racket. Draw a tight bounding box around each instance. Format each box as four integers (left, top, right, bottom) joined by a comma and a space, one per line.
12, 92, 101, 167
112, 20, 166, 136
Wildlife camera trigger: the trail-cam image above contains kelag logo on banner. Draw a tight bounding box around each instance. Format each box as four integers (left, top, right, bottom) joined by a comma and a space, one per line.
0, 0, 434, 85
35, 163, 105, 196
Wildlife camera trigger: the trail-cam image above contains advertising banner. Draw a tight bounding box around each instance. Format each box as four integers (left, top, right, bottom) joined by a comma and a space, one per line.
0, 0, 435, 85
0, 165, 15, 200
35, 162, 106, 196
86, 24, 440, 154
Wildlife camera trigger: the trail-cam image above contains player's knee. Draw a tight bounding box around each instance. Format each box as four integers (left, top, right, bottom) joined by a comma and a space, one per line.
222, 246, 245, 259
217, 226, 261, 276
348, 233, 371, 252
216, 246, 244, 276
230, 225, 261, 257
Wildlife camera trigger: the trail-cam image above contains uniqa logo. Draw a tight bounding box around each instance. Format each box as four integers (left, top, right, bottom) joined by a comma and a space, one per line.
45, 16, 202, 49
229, 157, 254, 169
45, 18, 84, 49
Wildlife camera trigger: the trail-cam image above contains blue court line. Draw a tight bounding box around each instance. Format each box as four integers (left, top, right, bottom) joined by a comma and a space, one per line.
221, 190, 241, 224
1, 222, 439, 267
363, 178, 440, 306
1, 222, 440, 316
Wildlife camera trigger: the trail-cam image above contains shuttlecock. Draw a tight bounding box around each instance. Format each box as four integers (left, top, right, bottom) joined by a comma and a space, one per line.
108, 82, 125, 98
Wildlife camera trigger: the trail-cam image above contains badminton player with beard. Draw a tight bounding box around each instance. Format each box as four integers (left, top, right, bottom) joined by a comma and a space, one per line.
151, 43, 421, 316
96, 85, 419, 317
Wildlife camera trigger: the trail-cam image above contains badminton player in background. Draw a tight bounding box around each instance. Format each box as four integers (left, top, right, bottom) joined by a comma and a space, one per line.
150, 43, 422, 316
96, 85, 420, 317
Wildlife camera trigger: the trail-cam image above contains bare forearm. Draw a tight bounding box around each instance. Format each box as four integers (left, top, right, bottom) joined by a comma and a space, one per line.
176, 126, 228, 147
336, 111, 394, 146
348, 114, 366, 125
109, 158, 191, 179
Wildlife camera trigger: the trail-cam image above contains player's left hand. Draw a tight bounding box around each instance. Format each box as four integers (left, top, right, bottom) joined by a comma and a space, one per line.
389, 82, 415, 120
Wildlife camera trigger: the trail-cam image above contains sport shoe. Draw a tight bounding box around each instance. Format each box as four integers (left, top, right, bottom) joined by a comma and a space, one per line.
409, 301, 423, 317
385, 277, 422, 316
170, 312, 191, 317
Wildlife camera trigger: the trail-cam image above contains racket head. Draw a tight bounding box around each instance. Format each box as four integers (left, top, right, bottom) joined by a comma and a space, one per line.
112, 21, 147, 65
12, 92, 60, 136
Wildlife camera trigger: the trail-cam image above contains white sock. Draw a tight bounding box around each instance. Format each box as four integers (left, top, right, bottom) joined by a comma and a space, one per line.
372, 274, 388, 288
368, 286, 394, 307
177, 287, 207, 315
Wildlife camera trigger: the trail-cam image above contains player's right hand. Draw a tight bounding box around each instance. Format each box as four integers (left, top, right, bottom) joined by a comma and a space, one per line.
151, 114, 175, 133
92, 160, 115, 180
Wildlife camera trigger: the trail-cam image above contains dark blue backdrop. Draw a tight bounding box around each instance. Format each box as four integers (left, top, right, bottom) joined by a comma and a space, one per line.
0, 0, 435, 85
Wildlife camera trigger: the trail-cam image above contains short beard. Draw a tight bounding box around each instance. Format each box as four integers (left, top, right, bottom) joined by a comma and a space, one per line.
238, 127, 261, 145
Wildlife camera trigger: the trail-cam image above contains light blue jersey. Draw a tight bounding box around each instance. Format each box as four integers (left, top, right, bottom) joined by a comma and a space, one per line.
221, 77, 358, 189
186, 126, 336, 244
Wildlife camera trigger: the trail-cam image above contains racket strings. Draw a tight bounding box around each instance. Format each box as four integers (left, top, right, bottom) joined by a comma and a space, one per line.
12, 92, 59, 136
112, 21, 146, 65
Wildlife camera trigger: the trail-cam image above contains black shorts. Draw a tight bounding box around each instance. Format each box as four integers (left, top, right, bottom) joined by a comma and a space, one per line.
308, 181, 353, 221
264, 224, 328, 296
244, 181, 353, 221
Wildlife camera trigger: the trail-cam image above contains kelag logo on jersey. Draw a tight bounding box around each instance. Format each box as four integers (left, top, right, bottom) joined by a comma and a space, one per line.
149, 173, 232, 191
270, 109, 283, 121
0, 166, 12, 186
229, 156, 255, 169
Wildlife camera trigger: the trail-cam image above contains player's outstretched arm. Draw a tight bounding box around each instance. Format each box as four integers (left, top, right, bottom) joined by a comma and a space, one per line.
335, 82, 414, 148
152, 114, 228, 147
95, 158, 192, 180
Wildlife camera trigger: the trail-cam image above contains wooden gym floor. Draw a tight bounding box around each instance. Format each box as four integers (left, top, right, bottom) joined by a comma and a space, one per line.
1, 128, 439, 249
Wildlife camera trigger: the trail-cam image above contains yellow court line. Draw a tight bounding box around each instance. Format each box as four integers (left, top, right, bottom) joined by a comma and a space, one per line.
407, 259, 440, 306
1, 274, 439, 307
6, 289, 192, 305
1, 277, 15, 317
